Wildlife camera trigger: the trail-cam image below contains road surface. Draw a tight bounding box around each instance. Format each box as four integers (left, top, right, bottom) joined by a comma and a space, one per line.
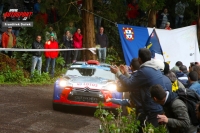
0, 85, 100, 133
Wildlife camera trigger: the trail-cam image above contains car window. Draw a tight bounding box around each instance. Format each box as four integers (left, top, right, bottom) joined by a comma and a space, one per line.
66, 68, 115, 80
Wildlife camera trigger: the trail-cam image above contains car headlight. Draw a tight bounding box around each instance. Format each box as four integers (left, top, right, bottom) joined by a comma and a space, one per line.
59, 79, 69, 87
104, 83, 117, 92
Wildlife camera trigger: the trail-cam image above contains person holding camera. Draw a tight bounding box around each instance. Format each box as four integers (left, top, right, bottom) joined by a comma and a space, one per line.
31, 35, 43, 76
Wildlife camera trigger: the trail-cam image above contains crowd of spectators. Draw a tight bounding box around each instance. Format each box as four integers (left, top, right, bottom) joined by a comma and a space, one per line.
125, 0, 191, 30
109, 48, 200, 133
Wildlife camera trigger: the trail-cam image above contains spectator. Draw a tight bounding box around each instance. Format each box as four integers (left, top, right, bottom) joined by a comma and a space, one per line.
171, 61, 183, 73
126, 0, 139, 24
176, 65, 188, 87
24, 0, 35, 11
93, 0, 103, 30
34, 0, 41, 14
163, 62, 170, 75
45, 26, 57, 41
150, 85, 196, 133
64, 22, 76, 35
31, 35, 43, 76
165, 22, 172, 30
1, 27, 16, 57
158, 8, 170, 29
44, 34, 59, 77
175, 0, 189, 28
113, 58, 142, 115
35, 8, 48, 25
110, 48, 168, 128
47, 3, 59, 24
188, 71, 200, 95
192, 65, 200, 81
73, 28, 83, 62
165, 70, 185, 92
0, 14, 9, 48
63, 30, 73, 67
180, 64, 189, 75
77, 0, 82, 15
96, 27, 109, 63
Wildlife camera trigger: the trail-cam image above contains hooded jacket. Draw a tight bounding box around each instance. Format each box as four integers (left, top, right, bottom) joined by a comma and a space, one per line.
44, 40, 59, 58
117, 71, 143, 114
163, 92, 195, 133
176, 71, 188, 87
117, 59, 169, 114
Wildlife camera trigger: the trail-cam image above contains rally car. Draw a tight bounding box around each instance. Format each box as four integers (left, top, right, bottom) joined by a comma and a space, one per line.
53, 60, 122, 110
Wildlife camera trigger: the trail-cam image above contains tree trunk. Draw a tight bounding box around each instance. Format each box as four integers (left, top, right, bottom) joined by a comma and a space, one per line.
148, 10, 157, 28
82, 0, 96, 61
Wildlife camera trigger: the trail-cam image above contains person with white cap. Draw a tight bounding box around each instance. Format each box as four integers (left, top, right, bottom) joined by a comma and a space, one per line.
1, 26, 16, 57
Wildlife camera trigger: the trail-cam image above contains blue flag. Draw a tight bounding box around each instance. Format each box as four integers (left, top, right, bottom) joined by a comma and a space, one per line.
145, 29, 163, 58
117, 24, 150, 66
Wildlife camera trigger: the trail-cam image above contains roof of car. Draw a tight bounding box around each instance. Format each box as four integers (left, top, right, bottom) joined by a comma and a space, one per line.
70, 60, 111, 70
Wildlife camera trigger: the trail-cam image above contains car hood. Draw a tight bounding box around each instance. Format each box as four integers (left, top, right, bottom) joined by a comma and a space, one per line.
64, 75, 115, 89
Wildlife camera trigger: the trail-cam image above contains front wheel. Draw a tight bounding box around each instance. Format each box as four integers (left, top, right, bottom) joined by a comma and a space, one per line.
52, 103, 61, 111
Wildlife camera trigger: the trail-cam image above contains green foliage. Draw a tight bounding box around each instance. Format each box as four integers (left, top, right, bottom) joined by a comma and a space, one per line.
0, 66, 26, 83
106, 47, 124, 65
142, 123, 167, 133
95, 102, 168, 133
30, 71, 51, 83
139, 0, 165, 11
94, 102, 140, 133
56, 55, 65, 67
0, 75, 5, 83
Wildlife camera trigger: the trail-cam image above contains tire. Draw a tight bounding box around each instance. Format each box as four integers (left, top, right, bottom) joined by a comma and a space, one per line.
52, 103, 61, 111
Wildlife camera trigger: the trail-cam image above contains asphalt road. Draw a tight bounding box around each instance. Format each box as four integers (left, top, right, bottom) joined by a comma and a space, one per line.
0, 85, 100, 133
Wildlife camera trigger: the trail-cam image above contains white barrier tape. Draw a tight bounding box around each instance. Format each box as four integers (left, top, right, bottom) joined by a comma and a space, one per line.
0, 48, 97, 54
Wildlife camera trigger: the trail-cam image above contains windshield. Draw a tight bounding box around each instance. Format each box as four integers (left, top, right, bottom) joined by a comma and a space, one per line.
66, 67, 115, 80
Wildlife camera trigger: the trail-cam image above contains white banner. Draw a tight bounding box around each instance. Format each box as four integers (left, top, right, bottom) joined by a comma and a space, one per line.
155, 25, 200, 69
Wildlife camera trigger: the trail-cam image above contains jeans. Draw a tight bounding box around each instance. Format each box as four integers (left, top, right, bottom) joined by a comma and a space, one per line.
98, 47, 106, 62
73, 50, 80, 61
45, 57, 56, 77
31, 56, 42, 75
175, 15, 184, 28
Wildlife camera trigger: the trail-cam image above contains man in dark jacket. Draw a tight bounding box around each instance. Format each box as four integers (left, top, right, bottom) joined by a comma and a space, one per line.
110, 48, 169, 127
31, 35, 43, 75
176, 65, 188, 87
150, 84, 196, 133
96, 26, 109, 63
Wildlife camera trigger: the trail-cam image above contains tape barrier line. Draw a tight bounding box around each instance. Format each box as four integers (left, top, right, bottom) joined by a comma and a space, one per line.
0, 48, 97, 54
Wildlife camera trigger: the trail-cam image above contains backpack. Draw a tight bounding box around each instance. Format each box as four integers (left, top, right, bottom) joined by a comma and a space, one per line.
175, 88, 200, 126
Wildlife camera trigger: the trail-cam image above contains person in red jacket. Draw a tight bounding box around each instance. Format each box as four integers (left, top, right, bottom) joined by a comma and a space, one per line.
2, 27, 16, 57
126, 0, 139, 24
44, 34, 59, 77
73, 28, 83, 62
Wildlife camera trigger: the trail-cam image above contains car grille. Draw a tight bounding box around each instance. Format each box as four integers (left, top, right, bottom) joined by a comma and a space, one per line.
68, 87, 104, 103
